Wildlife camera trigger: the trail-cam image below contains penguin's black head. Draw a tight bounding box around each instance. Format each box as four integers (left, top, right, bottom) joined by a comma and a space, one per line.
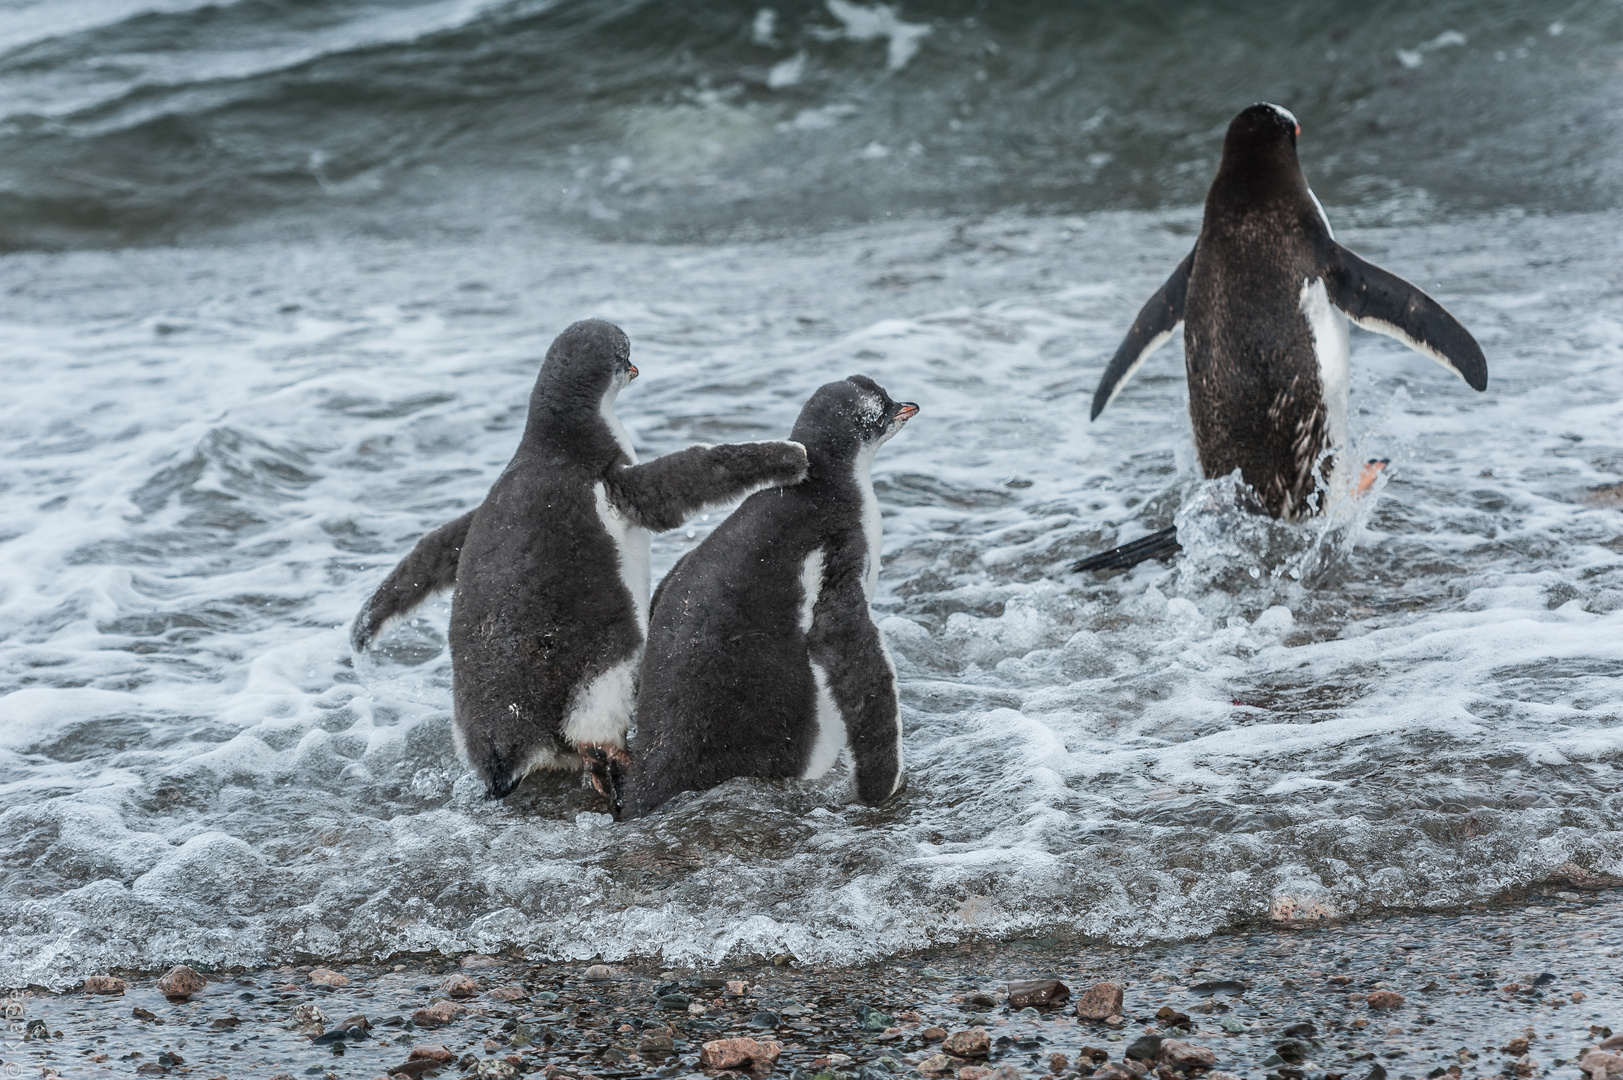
1228, 102, 1300, 149
1210, 103, 1307, 209
792, 375, 918, 463
536, 318, 638, 407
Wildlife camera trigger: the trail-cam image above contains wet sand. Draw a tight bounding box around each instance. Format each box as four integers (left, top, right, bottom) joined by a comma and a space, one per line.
6, 889, 1619, 1080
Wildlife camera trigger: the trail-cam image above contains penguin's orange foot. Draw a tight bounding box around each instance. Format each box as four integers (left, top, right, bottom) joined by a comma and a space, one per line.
580, 744, 631, 809
1355, 458, 1390, 497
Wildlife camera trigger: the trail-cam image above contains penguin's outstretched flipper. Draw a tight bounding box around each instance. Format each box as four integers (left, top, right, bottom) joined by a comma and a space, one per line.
1090, 248, 1196, 420
1071, 525, 1182, 575
1325, 245, 1488, 391
608, 440, 808, 531
806, 571, 904, 806
350, 510, 474, 652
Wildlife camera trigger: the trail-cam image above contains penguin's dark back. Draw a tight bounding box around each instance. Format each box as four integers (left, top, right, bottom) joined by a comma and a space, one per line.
449, 447, 642, 766
1183, 110, 1339, 516
627, 477, 865, 815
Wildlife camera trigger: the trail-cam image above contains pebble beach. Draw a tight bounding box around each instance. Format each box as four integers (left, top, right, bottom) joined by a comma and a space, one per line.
9, 888, 1619, 1080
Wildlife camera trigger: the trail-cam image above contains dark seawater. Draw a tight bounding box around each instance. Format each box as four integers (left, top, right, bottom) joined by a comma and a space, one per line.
2, 2, 1621, 989
2, 0, 1622, 248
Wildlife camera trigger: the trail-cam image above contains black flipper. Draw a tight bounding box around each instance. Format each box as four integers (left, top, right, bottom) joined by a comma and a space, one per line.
1090, 248, 1196, 420
806, 569, 903, 806
1071, 525, 1182, 574
349, 510, 474, 652
1324, 244, 1488, 391
606, 441, 808, 532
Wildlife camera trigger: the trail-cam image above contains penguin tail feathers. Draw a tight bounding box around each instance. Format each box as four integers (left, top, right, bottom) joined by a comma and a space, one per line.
349, 510, 474, 652
1071, 525, 1182, 574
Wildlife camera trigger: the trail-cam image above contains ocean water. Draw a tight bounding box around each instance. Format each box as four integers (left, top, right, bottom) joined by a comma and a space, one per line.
2, 0, 1623, 990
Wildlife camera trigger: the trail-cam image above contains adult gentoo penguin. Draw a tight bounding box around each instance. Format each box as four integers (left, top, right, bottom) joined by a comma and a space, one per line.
350, 319, 809, 800
1078, 103, 1487, 570
617, 376, 917, 819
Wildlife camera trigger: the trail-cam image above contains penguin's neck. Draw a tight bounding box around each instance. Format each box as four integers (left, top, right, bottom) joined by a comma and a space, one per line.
519, 383, 636, 466
597, 385, 637, 465
853, 441, 882, 603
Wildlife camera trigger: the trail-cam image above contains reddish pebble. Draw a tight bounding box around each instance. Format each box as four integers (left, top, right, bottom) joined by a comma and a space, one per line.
699, 1037, 782, 1069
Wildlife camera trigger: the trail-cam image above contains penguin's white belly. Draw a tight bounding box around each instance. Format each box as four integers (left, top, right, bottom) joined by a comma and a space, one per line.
1298, 276, 1352, 506
803, 660, 847, 779
593, 481, 652, 629
558, 481, 651, 752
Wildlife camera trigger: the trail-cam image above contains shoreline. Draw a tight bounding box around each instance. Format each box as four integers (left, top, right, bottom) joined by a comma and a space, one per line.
7, 889, 1619, 1080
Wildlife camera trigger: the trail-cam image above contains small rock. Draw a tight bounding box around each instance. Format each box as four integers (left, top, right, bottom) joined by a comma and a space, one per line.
410, 1045, 454, 1063
485, 985, 528, 1002
412, 1001, 466, 1027
1207, 1073, 1244, 1080
1601, 1037, 1623, 1051
1088, 1066, 1139, 1080
83, 975, 127, 994
1076, 983, 1125, 1022
441, 973, 479, 998
699, 1037, 782, 1069
1154, 1006, 1191, 1029
1123, 1035, 1163, 1063
1047, 1055, 1069, 1074
1573, 992, 1588, 1003
1076, 1048, 1109, 1065
943, 1028, 991, 1059
749, 1011, 782, 1029
460, 954, 499, 969
308, 967, 350, 987
132, 1006, 157, 1021
474, 1061, 517, 1080
959, 1069, 991, 1080
156, 965, 207, 999
1579, 1052, 1623, 1080
1503, 1037, 1530, 1056
725, 979, 750, 996
917, 1055, 956, 1077
292, 1003, 325, 1029
1366, 991, 1406, 1011
922, 1027, 948, 1042
639, 1033, 676, 1056
1156, 1040, 1216, 1070
688, 1000, 707, 1015
1008, 980, 1070, 1009
583, 964, 614, 981
658, 993, 691, 1010
339, 1014, 371, 1031
860, 1005, 895, 1032
210, 1016, 241, 1030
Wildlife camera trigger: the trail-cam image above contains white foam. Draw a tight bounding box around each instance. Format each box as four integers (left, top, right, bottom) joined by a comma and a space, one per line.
1, 210, 1620, 988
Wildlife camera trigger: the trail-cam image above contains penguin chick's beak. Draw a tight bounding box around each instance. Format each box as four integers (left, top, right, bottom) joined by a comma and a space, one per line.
627, 364, 638, 380
894, 402, 919, 422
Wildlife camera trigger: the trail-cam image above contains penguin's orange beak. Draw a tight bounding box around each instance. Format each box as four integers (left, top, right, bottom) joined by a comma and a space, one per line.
895, 402, 919, 421
1295, 123, 1301, 137
627, 365, 639, 380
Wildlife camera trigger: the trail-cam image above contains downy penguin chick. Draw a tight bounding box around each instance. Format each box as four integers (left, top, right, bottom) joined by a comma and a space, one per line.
619, 375, 917, 818
350, 319, 809, 800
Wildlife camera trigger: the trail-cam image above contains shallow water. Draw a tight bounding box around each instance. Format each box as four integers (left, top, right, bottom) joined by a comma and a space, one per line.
2, 204, 1621, 989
